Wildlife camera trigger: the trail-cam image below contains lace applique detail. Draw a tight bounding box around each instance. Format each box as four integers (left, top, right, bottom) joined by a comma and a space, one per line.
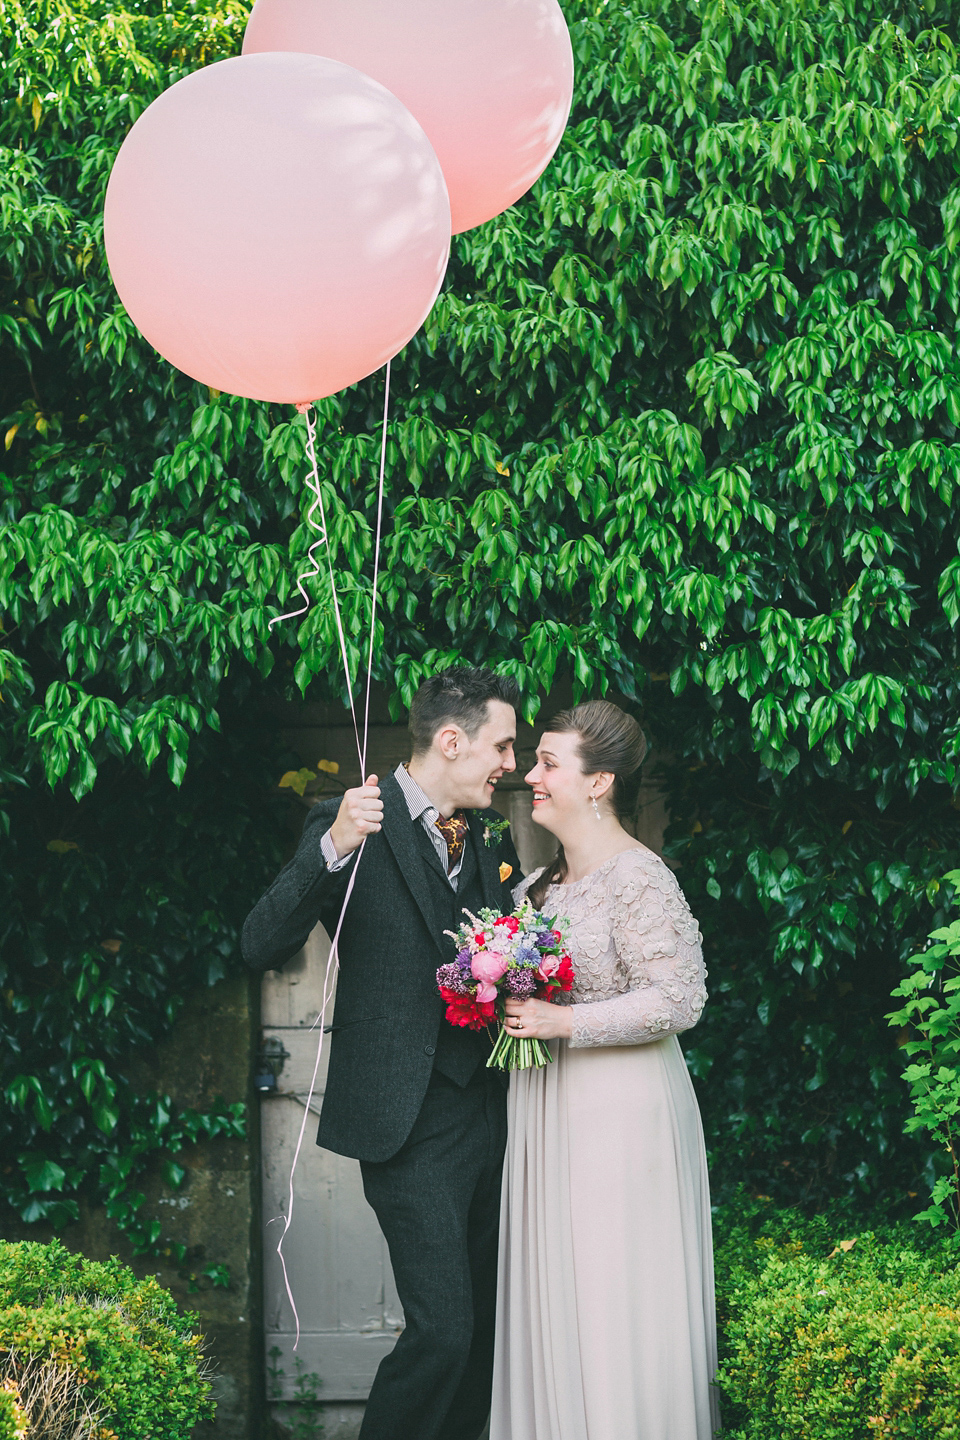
520, 850, 707, 1049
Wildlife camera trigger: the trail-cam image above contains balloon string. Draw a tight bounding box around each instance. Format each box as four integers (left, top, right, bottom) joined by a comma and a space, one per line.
268, 404, 362, 763
274, 846, 363, 1351
265, 408, 327, 629
274, 363, 392, 1352
362, 359, 390, 773
306, 406, 364, 768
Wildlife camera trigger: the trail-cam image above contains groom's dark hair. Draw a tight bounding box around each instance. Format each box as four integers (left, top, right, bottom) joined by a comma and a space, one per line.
408, 667, 521, 754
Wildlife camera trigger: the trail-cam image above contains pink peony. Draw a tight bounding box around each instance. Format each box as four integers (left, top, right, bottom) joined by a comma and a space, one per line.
472, 950, 510, 1003
537, 955, 560, 982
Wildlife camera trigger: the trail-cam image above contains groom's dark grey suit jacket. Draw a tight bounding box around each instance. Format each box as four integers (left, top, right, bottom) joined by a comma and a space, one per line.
241, 771, 523, 1162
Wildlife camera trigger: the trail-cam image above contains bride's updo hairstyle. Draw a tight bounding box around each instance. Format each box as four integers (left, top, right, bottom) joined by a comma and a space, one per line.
527, 700, 647, 910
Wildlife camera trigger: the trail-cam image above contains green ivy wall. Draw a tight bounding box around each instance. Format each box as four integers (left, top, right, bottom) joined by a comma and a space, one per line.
3, 0, 960, 1248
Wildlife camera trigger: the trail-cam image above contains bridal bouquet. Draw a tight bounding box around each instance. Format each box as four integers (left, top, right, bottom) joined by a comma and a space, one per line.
437, 899, 574, 1070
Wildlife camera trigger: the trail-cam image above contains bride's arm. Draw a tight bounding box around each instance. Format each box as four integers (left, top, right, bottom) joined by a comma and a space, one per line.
569, 852, 708, 1049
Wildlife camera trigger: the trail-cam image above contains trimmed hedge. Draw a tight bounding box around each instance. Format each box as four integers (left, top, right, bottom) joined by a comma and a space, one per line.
0, 1240, 213, 1439
715, 1196, 960, 1437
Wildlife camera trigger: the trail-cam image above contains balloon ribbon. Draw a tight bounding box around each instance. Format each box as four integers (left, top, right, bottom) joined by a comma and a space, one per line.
272, 361, 391, 1351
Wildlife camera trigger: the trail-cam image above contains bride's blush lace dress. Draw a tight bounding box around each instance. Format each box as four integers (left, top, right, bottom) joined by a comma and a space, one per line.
490, 847, 718, 1439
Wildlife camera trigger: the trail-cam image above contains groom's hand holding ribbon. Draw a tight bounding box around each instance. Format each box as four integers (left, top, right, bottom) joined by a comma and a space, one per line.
329, 775, 383, 859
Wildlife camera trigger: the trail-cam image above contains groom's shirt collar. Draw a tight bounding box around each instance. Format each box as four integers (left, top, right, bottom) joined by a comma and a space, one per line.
395, 764, 465, 886
394, 762, 439, 822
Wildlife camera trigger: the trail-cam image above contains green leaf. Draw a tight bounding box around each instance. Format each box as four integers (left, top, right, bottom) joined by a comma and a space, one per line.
19, 1154, 66, 1194
163, 1160, 187, 1190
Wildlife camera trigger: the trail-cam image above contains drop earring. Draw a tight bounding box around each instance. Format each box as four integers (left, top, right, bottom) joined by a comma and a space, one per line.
591, 794, 601, 820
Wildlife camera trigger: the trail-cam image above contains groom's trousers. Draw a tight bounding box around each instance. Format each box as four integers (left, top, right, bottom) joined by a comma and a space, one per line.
357, 1066, 508, 1440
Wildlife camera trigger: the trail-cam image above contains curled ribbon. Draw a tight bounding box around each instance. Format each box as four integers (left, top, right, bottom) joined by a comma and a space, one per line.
271, 361, 392, 1351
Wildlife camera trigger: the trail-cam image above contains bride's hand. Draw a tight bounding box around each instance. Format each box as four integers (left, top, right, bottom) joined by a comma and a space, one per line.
503, 997, 573, 1041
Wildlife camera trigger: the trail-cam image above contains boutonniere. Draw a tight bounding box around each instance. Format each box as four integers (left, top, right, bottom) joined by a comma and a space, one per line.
473, 812, 510, 847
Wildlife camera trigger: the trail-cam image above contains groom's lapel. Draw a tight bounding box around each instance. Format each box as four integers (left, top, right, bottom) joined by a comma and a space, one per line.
379, 771, 444, 953
468, 809, 504, 911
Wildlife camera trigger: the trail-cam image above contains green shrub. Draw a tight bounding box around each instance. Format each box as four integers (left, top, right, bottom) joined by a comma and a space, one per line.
715, 1197, 960, 1437
0, 1239, 213, 1439
888, 870, 960, 1228
0, 1383, 26, 1440
0, 1356, 101, 1440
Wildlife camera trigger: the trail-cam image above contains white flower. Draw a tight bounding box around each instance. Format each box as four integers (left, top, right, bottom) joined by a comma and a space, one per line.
644, 1010, 674, 1034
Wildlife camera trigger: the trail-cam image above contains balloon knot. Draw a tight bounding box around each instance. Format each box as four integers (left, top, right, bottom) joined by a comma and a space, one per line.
295, 401, 313, 414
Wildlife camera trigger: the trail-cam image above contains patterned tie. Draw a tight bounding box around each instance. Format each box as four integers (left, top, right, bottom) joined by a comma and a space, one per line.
434, 810, 469, 871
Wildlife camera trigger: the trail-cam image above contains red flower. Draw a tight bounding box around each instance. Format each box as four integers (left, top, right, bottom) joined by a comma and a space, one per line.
474, 932, 487, 945
443, 991, 494, 1031
552, 928, 563, 943
556, 955, 575, 992
493, 915, 520, 934
533, 982, 561, 1002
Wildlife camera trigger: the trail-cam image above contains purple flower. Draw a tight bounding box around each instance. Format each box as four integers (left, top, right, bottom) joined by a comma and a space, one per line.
504, 968, 536, 999
457, 947, 472, 966
437, 963, 471, 996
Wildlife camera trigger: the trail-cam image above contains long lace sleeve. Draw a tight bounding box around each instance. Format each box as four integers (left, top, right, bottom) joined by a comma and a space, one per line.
569, 851, 707, 1049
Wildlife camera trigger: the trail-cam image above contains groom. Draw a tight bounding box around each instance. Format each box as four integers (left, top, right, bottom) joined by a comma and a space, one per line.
242, 667, 524, 1440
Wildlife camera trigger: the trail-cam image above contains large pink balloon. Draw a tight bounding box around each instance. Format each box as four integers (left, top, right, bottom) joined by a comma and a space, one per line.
104, 53, 451, 404
242, 0, 574, 234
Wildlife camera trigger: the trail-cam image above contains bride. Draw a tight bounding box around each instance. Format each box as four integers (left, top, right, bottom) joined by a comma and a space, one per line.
490, 700, 718, 1439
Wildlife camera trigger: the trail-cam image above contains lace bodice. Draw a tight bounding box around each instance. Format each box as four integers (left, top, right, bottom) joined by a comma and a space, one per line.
515, 848, 708, 1048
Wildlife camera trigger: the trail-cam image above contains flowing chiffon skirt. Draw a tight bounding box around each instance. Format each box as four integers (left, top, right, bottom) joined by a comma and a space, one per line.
490, 1035, 718, 1440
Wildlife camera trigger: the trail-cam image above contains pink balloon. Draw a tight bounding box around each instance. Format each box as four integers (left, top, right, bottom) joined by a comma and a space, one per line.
104, 53, 451, 404
242, 0, 574, 234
